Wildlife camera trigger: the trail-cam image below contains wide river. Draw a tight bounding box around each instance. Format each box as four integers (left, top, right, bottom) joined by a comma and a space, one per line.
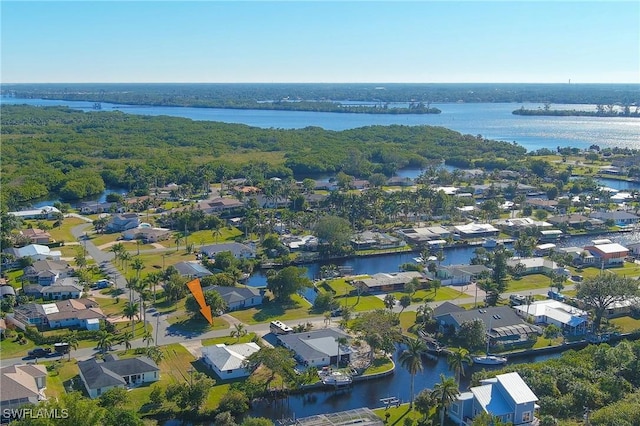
2, 97, 639, 152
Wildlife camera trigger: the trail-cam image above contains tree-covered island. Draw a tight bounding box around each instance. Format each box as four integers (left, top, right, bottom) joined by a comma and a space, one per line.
513, 103, 640, 118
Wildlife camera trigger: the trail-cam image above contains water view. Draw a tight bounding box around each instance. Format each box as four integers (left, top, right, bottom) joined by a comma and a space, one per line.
2, 97, 639, 152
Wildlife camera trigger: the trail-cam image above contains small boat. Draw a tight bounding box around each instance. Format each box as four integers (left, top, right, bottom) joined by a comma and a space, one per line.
472, 354, 508, 365
413, 255, 437, 264
482, 238, 498, 248
319, 369, 353, 386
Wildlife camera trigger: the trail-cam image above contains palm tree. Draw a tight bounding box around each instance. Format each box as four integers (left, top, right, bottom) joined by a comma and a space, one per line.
120, 251, 132, 274
142, 328, 154, 348
131, 257, 144, 280
96, 330, 113, 355
120, 331, 133, 352
335, 336, 348, 368
64, 331, 79, 361
123, 301, 139, 335
383, 293, 396, 311
399, 337, 427, 408
174, 234, 183, 252
433, 374, 460, 426
230, 323, 248, 342
447, 347, 472, 385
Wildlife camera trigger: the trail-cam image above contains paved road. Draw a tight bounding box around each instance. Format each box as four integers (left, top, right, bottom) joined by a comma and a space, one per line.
0, 217, 577, 367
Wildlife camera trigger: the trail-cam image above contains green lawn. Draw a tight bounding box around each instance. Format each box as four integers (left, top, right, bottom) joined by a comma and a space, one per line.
94, 296, 129, 317
363, 356, 394, 375
399, 311, 418, 337
228, 294, 313, 324
165, 310, 229, 333
201, 332, 257, 347
609, 316, 640, 333
373, 404, 423, 426
29, 217, 88, 243
341, 295, 385, 312
508, 274, 554, 292
0, 334, 37, 358
42, 359, 80, 398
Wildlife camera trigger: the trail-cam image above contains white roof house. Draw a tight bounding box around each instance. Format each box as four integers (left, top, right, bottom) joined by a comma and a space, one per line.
515, 300, 588, 335
201, 343, 260, 379
453, 222, 499, 238
8, 244, 62, 261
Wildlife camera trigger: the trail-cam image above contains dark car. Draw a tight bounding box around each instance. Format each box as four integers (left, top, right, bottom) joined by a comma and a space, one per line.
27, 347, 51, 358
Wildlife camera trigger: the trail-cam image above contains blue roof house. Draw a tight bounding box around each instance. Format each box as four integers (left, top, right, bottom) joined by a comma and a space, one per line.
449, 372, 539, 426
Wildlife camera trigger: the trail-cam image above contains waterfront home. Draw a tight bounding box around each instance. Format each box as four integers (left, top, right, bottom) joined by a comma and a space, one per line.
505, 257, 566, 276
200, 242, 256, 259
78, 355, 159, 398
590, 210, 639, 226
201, 342, 261, 379
453, 223, 499, 239
548, 213, 604, 230
534, 243, 556, 256
3, 244, 62, 262
448, 372, 539, 426
23, 259, 74, 286
434, 306, 541, 349
19, 228, 51, 245
626, 242, 640, 257
0, 364, 48, 410
78, 201, 124, 215
584, 242, 629, 267
514, 300, 589, 335
431, 264, 492, 286
173, 261, 213, 279
557, 246, 596, 265
353, 271, 424, 293
525, 198, 558, 212
203, 285, 264, 311
396, 226, 452, 244
8, 205, 61, 220
276, 328, 353, 367
105, 213, 140, 233
10, 298, 104, 330
350, 231, 404, 250
494, 217, 552, 233
294, 408, 383, 426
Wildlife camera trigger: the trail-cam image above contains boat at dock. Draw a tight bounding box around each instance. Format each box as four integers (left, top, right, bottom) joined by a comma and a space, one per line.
472, 354, 508, 365
318, 367, 353, 387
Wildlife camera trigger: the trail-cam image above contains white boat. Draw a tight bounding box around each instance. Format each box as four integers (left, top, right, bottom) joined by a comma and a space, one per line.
319, 369, 353, 386
413, 255, 437, 264
472, 354, 508, 365
482, 238, 498, 248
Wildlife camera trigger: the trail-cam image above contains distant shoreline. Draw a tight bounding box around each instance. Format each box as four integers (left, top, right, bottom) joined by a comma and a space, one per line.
512, 107, 640, 118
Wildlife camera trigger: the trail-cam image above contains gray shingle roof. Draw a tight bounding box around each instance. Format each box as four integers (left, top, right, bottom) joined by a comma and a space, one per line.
276, 328, 350, 363
204, 285, 262, 305
78, 356, 158, 390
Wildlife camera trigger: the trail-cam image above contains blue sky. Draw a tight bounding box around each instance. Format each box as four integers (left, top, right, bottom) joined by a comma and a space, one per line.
2, 1, 639, 83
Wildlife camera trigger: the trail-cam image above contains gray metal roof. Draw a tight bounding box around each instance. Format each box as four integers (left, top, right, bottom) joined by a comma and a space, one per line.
276, 328, 350, 363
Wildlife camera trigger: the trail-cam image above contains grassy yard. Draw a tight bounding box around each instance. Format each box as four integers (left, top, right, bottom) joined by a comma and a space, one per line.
609, 316, 640, 333
201, 332, 257, 347
508, 274, 554, 292
399, 311, 418, 337
340, 295, 385, 312
27, 217, 88, 243
165, 310, 229, 333
42, 359, 80, 399
363, 356, 394, 375
0, 334, 37, 358
373, 404, 423, 426
228, 294, 313, 324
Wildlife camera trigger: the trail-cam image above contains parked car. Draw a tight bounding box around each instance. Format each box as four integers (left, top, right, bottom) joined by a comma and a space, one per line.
547, 290, 566, 302
27, 347, 51, 358
92, 279, 113, 289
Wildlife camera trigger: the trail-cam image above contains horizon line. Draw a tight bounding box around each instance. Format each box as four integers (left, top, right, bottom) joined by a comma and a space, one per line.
3, 81, 640, 85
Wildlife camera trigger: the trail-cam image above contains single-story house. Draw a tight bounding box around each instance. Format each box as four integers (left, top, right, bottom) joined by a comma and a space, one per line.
590, 211, 639, 226
200, 242, 256, 259
201, 342, 261, 379
584, 242, 629, 267
627, 242, 640, 257
435, 306, 541, 348
557, 247, 596, 265
105, 213, 140, 233
8, 206, 61, 220
350, 231, 404, 250
276, 328, 353, 367
453, 223, 499, 239
283, 235, 318, 251
432, 264, 492, 286
494, 217, 552, 232
449, 372, 539, 426
396, 226, 451, 244
534, 243, 556, 256
121, 227, 172, 243
538, 229, 563, 242
514, 300, 589, 335
0, 364, 48, 410
4, 244, 62, 262
353, 271, 424, 293
173, 261, 213, 279
78, 355, 159, 398
19, 228, 52, 245
203, 285, 264, 311
78, 201, 124, 215
203, 197, 245, 213
525, 198, 558, 212
23, 259, 74, 286
505, 257, 567, 276
548, 214, 604, 230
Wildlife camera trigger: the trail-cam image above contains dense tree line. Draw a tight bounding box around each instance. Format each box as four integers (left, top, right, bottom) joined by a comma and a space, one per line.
0, 105, 525, 208
3, 82, 639, 105
472, 340, 640, 425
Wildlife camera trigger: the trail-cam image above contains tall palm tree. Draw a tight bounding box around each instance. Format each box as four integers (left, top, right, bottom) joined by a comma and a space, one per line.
433, 374, 460, 426
130, 257, 144, 280
123, 300, 139, 335
447, 347, 472, 385
399, 337, 427, 408
120, 251, 132, 274
96, 330, 113, 355
120, 331, 133, 352
335, 336, 348, 368
64, 331, 79, 361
